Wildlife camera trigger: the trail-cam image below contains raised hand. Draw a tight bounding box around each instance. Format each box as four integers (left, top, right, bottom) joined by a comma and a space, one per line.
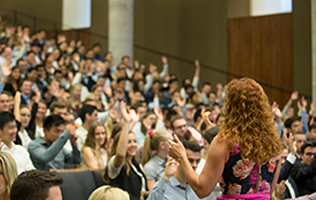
161, 56, 168, 65
129, 109, 139, 123
288, 133, 297, 155
154, 106, 163, 122
194, 60, 200, 67
162, 157, 179, 180
301, 96, 307, 109
120, 101, 131, 122
176, 97, 185, 108
168, 134, 187, 163
291, 91, 299, 100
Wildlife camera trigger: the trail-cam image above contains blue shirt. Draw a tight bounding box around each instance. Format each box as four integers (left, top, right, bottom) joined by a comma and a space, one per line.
28, 129, 82, 171
147, 176, 203, 200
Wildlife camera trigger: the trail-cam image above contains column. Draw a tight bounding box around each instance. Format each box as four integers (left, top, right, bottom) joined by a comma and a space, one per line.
108, 0, 134, 66
312, 0, 316, 108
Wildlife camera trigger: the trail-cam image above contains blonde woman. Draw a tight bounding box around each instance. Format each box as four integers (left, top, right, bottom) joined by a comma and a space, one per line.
81, 121, 108, 169
142, 129, 173, 191
0, 152, 18, 200
88, 185, 129, 200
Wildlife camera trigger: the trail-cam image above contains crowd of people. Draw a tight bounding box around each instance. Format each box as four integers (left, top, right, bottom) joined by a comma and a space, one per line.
0, 22, 316, 200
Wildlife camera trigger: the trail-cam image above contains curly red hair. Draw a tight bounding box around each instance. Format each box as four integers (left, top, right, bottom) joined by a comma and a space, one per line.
218, 78, 282, 164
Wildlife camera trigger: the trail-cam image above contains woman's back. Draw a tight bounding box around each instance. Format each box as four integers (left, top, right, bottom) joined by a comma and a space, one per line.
221, 143, 278, 195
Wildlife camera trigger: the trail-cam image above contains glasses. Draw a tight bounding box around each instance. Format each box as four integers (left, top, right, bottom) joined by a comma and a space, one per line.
175, 124, 187, 130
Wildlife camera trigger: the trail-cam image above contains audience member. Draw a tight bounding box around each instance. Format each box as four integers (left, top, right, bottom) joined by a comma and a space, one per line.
0, 112, 35, 174
0, 152, 18, 200
27, 115, 81, 170
10, 170, 63, 200
81, 121, 108, 169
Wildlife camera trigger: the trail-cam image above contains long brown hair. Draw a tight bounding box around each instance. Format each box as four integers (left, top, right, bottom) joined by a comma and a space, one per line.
102, 131, 135, 184
83, 121, 108, 168
5, 66, 21, 85
218, 78, 282, 164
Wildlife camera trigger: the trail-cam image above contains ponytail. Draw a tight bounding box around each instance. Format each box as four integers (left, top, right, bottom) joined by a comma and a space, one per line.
142, 130, 171, 166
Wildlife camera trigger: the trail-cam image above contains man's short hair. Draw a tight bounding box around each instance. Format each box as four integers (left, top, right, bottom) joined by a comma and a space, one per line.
1, 90, 12, 97
49, 100, 67, 113
35, 64, 45, 71
26, 50, 35, 56
284, 116, 301, 129
19, 78, 32, 88
16, 58, 25, 66
301, 141, 316, 154
170, 115, 186, 129
54, 70, 62, 76
10, 170, 63, 200
293, 131, 305, 137
204, 127, 220, 144
183, 141, 202, 153
168, 78, 178, 85
43, 115, 65, 130
27, 68, 37, 74
202, 82, 211, 87
79, 104, 97, 122
0, 112, 15, 130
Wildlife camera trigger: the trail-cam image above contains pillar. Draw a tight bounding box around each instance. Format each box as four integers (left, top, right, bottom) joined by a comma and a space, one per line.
108, 0, 134, 66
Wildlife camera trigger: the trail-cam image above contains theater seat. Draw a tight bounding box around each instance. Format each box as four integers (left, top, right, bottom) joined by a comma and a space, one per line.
50, 168, 104, 200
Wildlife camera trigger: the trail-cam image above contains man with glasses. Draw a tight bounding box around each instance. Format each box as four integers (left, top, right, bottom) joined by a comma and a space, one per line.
290, 141, 316, 196
28, 115, 81, 171
170, 115, 188, 142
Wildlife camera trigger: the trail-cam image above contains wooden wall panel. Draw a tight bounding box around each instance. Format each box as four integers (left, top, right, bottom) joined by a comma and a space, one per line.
227, 14, 293, 107
46, 28, 91, 49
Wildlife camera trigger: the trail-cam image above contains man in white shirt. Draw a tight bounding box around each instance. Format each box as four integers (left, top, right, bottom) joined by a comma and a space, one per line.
76, 104, 99, 150
0, 112, 35, 174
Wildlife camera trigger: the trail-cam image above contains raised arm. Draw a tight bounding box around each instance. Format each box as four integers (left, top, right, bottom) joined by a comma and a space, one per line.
168, 135, 229, 198
281, 91, 298, 119
159, 56, 169, 78
192, 60, 200, 89
14, 91, 21, 122
113, 101, 131, 168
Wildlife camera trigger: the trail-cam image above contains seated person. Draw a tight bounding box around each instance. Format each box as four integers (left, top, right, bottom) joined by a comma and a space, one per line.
148, 141, 203, 200
0, 112, 35, 174
10, 170, 63, 200
27, 115, 81, 170
76, 104, 99, 150
290, 141, 316, 196
81, 121, 108, 169
142, 130, 173, 191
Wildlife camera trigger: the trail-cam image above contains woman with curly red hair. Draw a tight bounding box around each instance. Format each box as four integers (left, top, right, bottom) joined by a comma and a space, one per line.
169, 77, 282, 199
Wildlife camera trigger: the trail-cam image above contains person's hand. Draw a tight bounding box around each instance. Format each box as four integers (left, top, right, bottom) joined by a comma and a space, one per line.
130, 109, 139, 124
272, 102, 282, 119
1, 60, 12, 81
149, 63, 156, 74
301, 96, 307, 110
162, 157, 179, 180
288, 133, 297, 155
194, 60, 200, 67
216, 83, 223, 91
188, 127, 202, 144
291, 91, 299, 101
121, 101, 131, 122
66, 124, 76, 136
176, 97, 185, 108
276, 181, 286, 200
161, 56, 168, 65
201, 109, 216, 129
109, 106, 118, 122
154, 106, 163, 122
134, 60, 140, 69
297, 100, 302, 110
104, 84, 112, 97
168, 134, 187, 163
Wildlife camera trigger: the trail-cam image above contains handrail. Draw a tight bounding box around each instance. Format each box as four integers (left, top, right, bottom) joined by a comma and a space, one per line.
0, 9, 304, 98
